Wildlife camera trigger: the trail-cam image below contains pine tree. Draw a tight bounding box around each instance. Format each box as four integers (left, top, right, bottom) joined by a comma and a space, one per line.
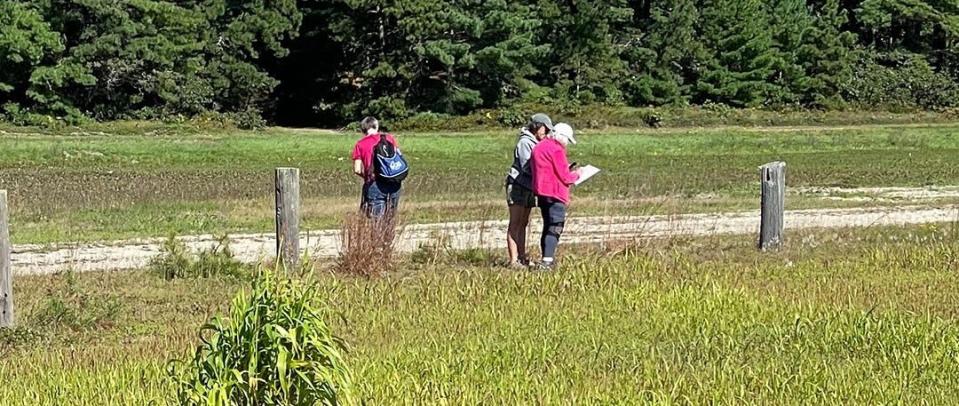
0, 1, 71, 119
199, 0, 303, 114
320, 0, 544, 119
470, 0, 549, 108
27, 0, 212, 119
797, 0, 857, 106
21, 0, 300, 121
624, 0, 706, 105
855, 0, 959, 54
767, 0, 812, 106
538, 0, 633, 104
696, 0, 778, 107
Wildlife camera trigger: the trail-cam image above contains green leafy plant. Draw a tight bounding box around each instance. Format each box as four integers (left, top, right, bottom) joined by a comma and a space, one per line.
150, 235, 246, 280
496, 108, 527, 127
169, 270, 353, 405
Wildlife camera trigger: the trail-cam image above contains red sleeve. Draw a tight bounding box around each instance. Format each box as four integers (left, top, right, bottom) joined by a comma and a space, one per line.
388, 134, 399, 148
351, 141, 362, 160
552, 147, 580, 185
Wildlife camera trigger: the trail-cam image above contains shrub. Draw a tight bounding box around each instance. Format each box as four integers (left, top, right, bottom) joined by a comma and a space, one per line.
2, 102, 86, 128
642, 111, 664, 128
843, 52, 959, 110
171, 109, 266, 131
227, 108, 268, 130
336, 213, 397, 277
393, 111, 453, 131
150, 235, 247, 280
496, 108, 527, 127
701, 101, 734, 118
169, 271, 353, 405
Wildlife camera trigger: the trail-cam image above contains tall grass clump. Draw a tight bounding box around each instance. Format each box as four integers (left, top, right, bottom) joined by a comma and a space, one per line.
150, 235, 246, 279
169, 270, 353, 405
336, 213, 396, 277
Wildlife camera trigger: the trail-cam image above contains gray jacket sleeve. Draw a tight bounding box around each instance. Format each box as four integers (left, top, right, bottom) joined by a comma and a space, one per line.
510, 137, 536, 188
515, 138, 534, 170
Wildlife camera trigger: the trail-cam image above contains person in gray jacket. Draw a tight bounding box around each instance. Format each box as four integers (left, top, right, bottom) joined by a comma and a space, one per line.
505, 113, 553, 267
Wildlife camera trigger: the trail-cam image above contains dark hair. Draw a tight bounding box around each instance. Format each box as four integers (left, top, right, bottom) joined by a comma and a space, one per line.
360, 117, 379, 133
527, 122, 546, 133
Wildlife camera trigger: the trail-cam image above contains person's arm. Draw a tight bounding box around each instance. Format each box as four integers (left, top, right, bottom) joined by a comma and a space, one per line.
353, 159, 364, 177
552, 147, 580, 185
351, 143, 365, 177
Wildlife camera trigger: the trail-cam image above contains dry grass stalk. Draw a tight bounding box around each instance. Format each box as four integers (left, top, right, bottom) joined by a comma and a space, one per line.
336, 212, 397, 277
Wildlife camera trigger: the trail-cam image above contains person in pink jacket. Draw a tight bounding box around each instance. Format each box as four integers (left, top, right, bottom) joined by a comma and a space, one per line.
530, 123, 581, 270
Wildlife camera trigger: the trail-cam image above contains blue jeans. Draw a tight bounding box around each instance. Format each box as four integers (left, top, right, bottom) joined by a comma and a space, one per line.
362, 181, 401, 218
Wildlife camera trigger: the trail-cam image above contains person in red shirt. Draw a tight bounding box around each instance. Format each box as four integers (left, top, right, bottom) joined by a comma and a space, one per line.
351, 117, 401, 218
530, 123, 581, 270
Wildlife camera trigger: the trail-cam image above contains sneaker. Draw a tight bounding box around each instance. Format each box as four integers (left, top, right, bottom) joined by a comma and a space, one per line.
531, 261, 556, 272
507, 260, 528, 270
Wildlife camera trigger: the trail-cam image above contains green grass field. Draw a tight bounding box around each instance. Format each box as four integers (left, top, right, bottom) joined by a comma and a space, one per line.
3, 224, 959, 404
4, 120, 959, 403
2, 122, 959, 244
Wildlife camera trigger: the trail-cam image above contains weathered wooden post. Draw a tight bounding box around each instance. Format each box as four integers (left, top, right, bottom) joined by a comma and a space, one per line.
0, 190, 13, 327
759, 162, 786, 250
275, 168, 300, 269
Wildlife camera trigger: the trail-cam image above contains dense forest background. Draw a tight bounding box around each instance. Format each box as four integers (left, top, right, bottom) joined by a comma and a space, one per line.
2, 0, 958, 127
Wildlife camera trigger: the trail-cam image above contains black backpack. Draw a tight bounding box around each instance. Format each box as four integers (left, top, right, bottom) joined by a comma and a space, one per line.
373, 134, 409, 183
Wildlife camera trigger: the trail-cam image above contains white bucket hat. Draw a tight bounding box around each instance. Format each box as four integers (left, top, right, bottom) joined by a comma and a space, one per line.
553, 123, 576, 144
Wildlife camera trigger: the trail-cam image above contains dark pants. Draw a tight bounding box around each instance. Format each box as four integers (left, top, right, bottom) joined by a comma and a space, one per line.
362, 180, 401, 218
538, 197, 567, 259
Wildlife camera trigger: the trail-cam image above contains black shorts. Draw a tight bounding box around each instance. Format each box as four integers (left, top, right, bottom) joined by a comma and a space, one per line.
506, 183, 536, 208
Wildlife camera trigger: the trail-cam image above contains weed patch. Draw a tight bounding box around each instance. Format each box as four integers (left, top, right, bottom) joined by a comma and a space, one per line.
31, 270, 123, 334
0, 327, 42, 354
410, 234, 497, 268
150, 235, 247, 280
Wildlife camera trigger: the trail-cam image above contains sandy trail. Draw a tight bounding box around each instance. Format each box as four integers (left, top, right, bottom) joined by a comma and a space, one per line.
12, 205, 959, 276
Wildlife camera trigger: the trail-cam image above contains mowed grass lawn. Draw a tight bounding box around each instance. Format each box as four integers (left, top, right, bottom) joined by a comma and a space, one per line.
3, 224, 959, 404
2, 122, 959, 243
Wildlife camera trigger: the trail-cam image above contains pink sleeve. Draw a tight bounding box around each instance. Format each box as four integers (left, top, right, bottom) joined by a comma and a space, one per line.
553, 147, 579, 185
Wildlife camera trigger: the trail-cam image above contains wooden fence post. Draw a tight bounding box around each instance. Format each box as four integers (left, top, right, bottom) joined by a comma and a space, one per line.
275, 168, 300, 269
759, 162, 786, 250
0, 190, 13, 327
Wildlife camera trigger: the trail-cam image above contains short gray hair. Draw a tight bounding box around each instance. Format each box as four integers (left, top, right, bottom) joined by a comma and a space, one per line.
360, 116, 379, 133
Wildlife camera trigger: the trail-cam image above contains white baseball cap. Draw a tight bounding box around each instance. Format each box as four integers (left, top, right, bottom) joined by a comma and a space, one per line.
554, 123, 576, 144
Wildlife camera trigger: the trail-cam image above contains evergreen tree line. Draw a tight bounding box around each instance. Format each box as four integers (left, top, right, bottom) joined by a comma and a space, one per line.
3, 0, 959, 127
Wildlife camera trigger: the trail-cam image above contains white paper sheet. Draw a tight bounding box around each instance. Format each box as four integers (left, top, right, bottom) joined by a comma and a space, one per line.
574, 165, 600, 186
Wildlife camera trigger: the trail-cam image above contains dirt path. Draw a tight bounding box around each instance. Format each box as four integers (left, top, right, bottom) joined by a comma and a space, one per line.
12, 205, 959, 276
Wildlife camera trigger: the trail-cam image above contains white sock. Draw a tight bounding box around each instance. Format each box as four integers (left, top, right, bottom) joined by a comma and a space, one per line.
542, 257, 554, 263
